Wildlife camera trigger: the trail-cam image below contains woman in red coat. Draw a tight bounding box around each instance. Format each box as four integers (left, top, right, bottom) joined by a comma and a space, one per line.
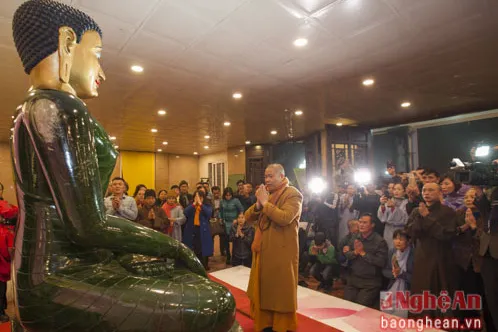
0, 198, 17, 322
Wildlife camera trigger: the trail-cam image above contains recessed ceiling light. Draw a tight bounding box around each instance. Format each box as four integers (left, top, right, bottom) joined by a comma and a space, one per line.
232, 92, 242, 99
157, 109, 166, 115
114, 145, 119, 149
336, 123, 343, 127
401, 101, 411, 108
162, 141, 168, 145
11, 116, 14, 119
271, 130, 277, 135
131, 65, 144, 73
194, 152, 198, 155
224, 121, 231, 127
157, 149, 162, 152
204, 146, 209, 149
234, 154, 239, 157
151, 128, 158, 133
362, 78, 375, 86
293, 38, 308, 47
110, 136, 116, 140
245, 141, 251, 145
294, 110, 303, 116
239, 149, 244, 152
204, 135, 210, 139
176, 155, 180, 158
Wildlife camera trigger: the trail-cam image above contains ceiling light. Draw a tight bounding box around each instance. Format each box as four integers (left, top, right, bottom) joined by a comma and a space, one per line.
176, 156, 180, 158
224, 121, 231, 127
131, 65, 144, 73
204, 146, 209, 149
162, 141, 168, 145
157, 109, 166, 115
293, 38, 308, 47
401, 101, 411, 108
109, 136, 116, 140
114, 145, 119, 149
271, 130, 277, 135
336, 123, 343, 127
232, 92, 242, 99
362, 78, 375, 86
239, 149, 244, 152
151, 128, 158, 133
157, 149, 162, 152
204, 135, 210, 139
194, 152, 198, 155
294, 110, 303, 116
234, 154, 238, 157
245, 141, 251, 145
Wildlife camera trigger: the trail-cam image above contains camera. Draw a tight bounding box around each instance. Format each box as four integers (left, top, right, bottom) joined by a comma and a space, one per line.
451, 160, 498, 186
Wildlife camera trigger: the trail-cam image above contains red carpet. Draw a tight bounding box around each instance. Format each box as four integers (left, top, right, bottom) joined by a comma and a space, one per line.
209, 275, 341, 332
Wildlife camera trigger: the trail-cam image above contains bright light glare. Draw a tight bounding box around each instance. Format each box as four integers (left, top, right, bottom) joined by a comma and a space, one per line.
299, 159, 306, 169
354, 169, 372, 185
385, 171, 389, 175
475, 145, 490, 157
293, 38, 308, 47
294, 110, 303, 116
157, 110, 166, 115
232, 92, 242, 99
308, 177, 326, 194
363, 78, 375, 86
224, 121, 231, 127
131, 65, 144, 73
401, 102, 411, 108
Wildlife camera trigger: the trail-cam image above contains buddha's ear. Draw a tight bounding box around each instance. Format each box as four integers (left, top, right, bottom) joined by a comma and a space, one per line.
58, 26, 77, 84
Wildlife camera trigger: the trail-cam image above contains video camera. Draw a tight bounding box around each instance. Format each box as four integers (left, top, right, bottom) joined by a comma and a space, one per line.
451, 145, 498, 186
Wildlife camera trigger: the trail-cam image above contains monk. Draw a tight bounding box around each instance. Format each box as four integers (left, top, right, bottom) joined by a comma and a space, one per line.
406, 182, 457, 318
245, 164, 303, 332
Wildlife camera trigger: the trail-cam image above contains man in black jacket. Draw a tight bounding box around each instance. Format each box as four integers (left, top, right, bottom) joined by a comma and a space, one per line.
344, 213, 388, 308
178, 180, 193, 209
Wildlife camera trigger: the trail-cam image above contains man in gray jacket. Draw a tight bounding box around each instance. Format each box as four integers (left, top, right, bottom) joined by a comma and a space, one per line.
104, 177, 138, 221
344, 213, 388, 308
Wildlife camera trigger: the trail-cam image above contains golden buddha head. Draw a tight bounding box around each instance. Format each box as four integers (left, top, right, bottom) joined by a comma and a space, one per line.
12, 0, 105, 99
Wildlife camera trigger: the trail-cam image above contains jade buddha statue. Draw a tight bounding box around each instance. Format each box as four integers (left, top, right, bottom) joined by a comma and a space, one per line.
10, 1, 236, 331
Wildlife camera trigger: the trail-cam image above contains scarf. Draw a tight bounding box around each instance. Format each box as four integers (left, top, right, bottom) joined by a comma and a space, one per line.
194, 205, 201, 226
395, 247, 411, 273
162, 202, 177, 219
252, 177, 290, 253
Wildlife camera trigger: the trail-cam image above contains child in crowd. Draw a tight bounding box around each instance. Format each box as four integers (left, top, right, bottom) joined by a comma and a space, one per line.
308, 232, 339, 292
162, 190, 185, 241
382, 229, 413, 318
229, 213, 254, 267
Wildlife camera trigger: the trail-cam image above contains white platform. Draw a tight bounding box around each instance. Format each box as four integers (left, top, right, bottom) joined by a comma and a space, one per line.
210, 266, 442, 332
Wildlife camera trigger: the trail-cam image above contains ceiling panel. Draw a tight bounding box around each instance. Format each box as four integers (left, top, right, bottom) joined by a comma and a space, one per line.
73, 0, 161, 27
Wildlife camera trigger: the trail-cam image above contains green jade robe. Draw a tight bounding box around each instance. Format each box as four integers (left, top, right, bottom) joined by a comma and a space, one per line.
10, 89, 236, 331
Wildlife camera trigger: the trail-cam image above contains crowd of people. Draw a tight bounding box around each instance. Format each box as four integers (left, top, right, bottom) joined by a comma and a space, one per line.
2, 157, 498, 331
103, 177, 257, 270
301, 161, 497, 331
